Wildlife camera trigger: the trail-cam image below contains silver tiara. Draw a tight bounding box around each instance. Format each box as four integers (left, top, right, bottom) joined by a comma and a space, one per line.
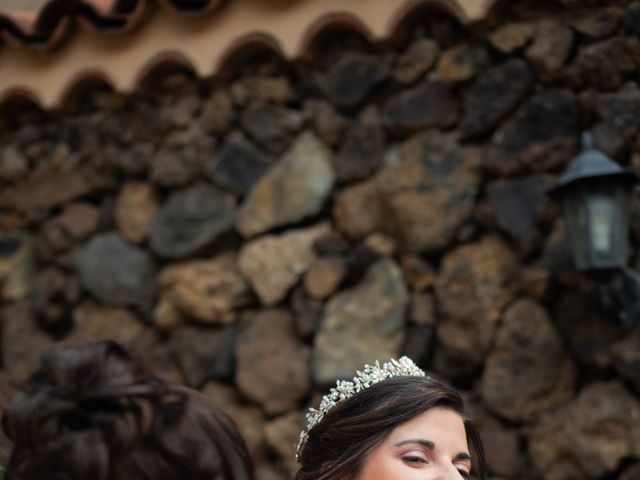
296, 356, 426, 460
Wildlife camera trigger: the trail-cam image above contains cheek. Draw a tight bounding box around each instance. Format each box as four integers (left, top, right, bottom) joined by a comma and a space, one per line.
356, 453, 396, 480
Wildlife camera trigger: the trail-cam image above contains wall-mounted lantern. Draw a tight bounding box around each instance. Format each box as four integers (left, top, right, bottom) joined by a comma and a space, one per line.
549, 132, 640, 325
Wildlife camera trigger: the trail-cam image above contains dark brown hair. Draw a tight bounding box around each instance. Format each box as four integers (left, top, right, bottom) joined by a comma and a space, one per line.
2, 340, 253, 480
296, 376, 486, 480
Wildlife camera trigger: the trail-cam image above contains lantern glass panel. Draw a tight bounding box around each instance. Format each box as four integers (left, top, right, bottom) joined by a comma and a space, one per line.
561, 186, 589, 270
563, 180, 630, 271
588, 191, 617, 256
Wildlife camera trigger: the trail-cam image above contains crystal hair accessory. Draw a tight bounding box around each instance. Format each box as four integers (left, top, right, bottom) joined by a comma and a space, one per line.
296, 356, 426, 460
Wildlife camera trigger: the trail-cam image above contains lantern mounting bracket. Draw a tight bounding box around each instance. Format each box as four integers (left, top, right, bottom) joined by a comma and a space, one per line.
593, 268, 640, 326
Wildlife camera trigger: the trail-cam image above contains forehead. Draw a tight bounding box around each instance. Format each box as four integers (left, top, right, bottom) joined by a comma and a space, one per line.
387, 406, 468, 449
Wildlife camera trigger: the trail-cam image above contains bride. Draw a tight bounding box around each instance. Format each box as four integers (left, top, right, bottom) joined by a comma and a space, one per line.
295, 357, 487, 480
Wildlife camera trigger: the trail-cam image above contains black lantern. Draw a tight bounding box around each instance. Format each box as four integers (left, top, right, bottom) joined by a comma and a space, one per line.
549, 132, 640, 325
549, 133, 639, 272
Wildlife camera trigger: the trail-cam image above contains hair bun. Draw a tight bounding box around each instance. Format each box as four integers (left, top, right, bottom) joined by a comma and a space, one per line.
3, 341, 170, 476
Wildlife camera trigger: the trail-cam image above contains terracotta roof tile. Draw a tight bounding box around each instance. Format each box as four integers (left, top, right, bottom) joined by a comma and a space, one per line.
0, 0, 500, 111
0, 0, 223, 50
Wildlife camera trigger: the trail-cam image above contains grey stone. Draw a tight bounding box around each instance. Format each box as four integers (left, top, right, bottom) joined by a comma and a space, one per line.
38, 218, 73, 260
264, 411, 305, 475
488, 90, 579, 175
313, 230, 349, 256
333, 179, 381, 240
380, 130, 480, 252
489, 23, 534, 53
34, 267, 80, 330
201, 382, 267, 460
515, 264, 551, 300
149, 147, 199, 188
463, 399, 525, 478
592, 82, 640, 158
291, 285, 322, 339
401, 325, 433, 366
394, 38, 439, 84
363, 231, 395, 256
552, 288, 622, 370
161, 94, 200, 129
334, 130, 479, 251
240, 104, 303, 153
106, 143, 150, 176
76, 233, 156, 308
115, 182, 159, 245
149, 183, 235, 259
529, 382, 640, 479
235, 76, 296, 105
149, 127, 216, 187
435, 237, 517, 375
571, 6, 622, 39
342, 243, 381, 286
542, 221, 579, 284
238, 223, 330, 306
65, 301, 147, 349
481, 298, 576, 422
56, 202, 100, 241
158, 252, 251, 325
611, 326, 640, 394
525, 20, 574, 80
409, 292, 436, 326
436, 43, 489, 83
130, 330, 183, 385
564, 37, 640, 90
205, 133, 272, 195
1, 302, 55, 382
303, 99, 351, 147
170, 326, 235, 388
236, 309, 311, 415
321, 52, 390, 109
461, 59, 534, 139
334, 122, 384, 182
314, 258, 408, 385
623, 1, 640, 34
200, 88, 235, 134
0, 145, 29, 182
303, 256, 346, 300
383, 80, 458, 133
488, 175, 553, 249
0, 166, 114, 212
0, 232, 34, 301
235, 132, 334, 238
401, 256, 437, 292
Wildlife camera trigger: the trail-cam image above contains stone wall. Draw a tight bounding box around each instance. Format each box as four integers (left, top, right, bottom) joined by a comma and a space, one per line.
1, 1, 640, 479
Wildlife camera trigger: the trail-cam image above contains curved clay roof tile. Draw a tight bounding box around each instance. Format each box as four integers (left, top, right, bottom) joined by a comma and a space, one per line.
0, 0, 225, 50
0, 0, 498, 111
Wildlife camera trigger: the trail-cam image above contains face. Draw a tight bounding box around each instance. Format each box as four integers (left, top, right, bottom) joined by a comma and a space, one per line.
355, 407, 472, 480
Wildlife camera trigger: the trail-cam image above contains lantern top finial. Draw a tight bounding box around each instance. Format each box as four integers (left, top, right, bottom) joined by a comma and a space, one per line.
581, 131, 594, 149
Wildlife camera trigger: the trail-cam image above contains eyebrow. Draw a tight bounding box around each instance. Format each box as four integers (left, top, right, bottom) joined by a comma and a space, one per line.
393, 439, 472, 462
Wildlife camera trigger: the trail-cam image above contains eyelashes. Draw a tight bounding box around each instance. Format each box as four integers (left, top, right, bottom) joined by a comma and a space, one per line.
402, 456, 472, 479
401, 455, 428, 464
401, 455, 471, 480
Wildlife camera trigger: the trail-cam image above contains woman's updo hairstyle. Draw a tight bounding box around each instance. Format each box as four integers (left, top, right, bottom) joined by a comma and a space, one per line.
2, 340, 253, 480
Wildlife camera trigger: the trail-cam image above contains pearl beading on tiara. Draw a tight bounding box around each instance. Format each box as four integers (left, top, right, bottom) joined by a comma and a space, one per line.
296, 356, 426, 461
